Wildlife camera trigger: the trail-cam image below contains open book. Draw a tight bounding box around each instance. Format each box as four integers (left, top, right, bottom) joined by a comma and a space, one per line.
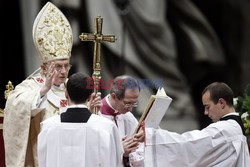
133, 87, 172, 135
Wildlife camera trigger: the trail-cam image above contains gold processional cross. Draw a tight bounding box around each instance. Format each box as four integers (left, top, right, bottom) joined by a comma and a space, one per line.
0, 81, 14, 115
79, 16, 116, 114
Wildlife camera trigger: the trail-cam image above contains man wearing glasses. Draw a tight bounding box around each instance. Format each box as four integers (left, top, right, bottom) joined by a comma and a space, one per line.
100, 75, 144, 167
3, 2, 101, 167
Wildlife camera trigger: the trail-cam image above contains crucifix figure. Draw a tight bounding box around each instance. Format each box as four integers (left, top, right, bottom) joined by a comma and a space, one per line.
79, 16, 116, 114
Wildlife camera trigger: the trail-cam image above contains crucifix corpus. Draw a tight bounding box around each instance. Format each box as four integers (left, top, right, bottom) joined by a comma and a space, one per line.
79, 16, 116, 114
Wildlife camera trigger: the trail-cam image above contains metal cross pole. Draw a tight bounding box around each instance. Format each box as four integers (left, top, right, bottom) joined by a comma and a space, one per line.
79, 16, 116, 114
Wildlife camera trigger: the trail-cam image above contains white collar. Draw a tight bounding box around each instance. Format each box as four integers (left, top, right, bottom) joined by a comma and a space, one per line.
222, 112, 239, 118
67, 104, 88, 109
106, 95, 119, 114
51, 83, 66, 91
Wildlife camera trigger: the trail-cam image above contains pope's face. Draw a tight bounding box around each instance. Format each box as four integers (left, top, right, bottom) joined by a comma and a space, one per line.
45, 59, 71, 86
202, 91, 222, 122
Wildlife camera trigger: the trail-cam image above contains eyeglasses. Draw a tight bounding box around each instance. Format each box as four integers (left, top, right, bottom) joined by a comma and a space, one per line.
54, 64, 72, 71
45, 63, 72, 71
123, 102, 138, 108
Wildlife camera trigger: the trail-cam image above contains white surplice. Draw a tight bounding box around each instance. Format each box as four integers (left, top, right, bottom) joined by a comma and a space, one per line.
3, 68, 67, 167
38, 113, 123, 167
100, 95, 144, 167
145, 120, 250, 167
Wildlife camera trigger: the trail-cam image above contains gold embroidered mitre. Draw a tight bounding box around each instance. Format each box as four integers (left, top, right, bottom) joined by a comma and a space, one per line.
32, 2, 73, 63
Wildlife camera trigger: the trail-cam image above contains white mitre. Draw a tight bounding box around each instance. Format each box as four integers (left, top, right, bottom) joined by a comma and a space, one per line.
32, 2, 73, 63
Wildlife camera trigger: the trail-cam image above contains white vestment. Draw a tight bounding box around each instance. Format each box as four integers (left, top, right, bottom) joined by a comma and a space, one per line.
145, 120, 250, 167
100, 111, 138, 137
38, 114, 123, 167
100, 96, 144, 167
3, 69, 67, 167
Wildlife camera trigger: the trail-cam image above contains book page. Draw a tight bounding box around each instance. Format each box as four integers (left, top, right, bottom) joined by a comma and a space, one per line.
144, 96, 172, 128
156, 87, 167, 96
133, 88, 172, 135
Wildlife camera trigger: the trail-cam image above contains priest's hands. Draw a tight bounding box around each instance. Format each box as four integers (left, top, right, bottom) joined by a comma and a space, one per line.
122, 136, 139, 157
133, 129, 145, 143
88, 92, 102, 113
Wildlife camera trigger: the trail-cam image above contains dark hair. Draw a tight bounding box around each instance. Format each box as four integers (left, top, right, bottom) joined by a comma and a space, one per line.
202, 82, 234, 106
66, 73, 93, 104
110, 75, 139, 100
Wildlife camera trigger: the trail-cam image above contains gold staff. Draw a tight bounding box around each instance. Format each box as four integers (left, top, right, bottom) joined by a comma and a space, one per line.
79, 16, 116, 114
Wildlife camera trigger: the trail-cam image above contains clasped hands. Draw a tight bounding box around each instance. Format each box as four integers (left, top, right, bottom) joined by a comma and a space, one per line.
122, 129, 145, 157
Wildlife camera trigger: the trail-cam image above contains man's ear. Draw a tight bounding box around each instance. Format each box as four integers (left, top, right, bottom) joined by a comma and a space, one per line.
111, 93, 116, 100
40, 64, 46, 70
218, 98, 226, 109
40, 64, 47, 75
65, 90, 69, 100
87, 94, 91, 102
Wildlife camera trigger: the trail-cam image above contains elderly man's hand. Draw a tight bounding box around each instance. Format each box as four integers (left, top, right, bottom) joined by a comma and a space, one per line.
122, 136, 139, 157
88, 92, 102, 113
133, 129, 145, 143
